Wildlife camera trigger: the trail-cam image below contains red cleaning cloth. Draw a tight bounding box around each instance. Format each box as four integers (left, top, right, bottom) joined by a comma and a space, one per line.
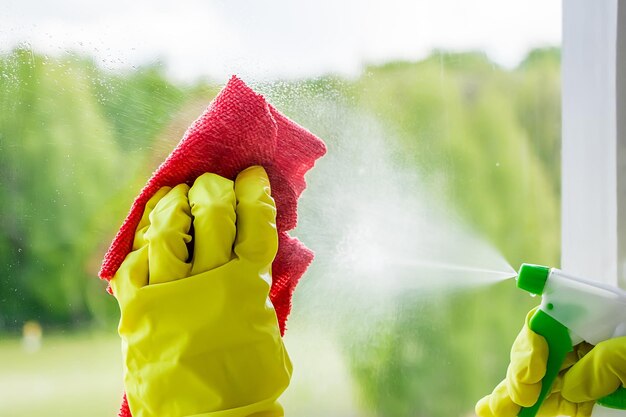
99, 76, 326, 417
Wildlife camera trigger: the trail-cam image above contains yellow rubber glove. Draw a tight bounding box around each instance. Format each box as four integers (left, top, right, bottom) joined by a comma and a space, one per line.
561, 336, 626, 403
110, 166, 292, 417
476, 309, 595, 417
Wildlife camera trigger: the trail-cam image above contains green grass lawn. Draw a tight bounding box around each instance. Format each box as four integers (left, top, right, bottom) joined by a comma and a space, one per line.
0, 327, 365, 416
0, 331, 123, 417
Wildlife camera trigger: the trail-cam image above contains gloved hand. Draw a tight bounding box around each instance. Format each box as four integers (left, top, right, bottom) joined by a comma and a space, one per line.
110, 166, 292, 417
475, 308, 605, 417
560, 336, 626, 404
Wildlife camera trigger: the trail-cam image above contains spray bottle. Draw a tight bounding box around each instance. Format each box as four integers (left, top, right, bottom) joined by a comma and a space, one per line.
516, 264, 626, 417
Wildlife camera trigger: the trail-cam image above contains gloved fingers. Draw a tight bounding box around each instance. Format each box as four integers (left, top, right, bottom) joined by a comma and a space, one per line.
112, 189, 171, 298
145, 183, 192, 284
561, 350, 581, 371
506, 362, 543, 407
188, 173, 236, 275
133, 187, 171, 250
551, 372, 565, 393
233, 166, 278, 265
503, 309, 548, 407
574, 341, 594, 360
509, 309, 549, 383
474, 381, 593, 417
537, 392, 594, 417
574, 401, 595, 417
562, 337, 626, 402
110, 246, 149, 300
577, 401, 596, 417
560, 342, 595, 373
475, 380, 520, 417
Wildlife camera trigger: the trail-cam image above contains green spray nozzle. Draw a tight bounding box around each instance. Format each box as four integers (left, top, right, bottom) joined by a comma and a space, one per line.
516, 264, 550, 295
516, 263, 573, 417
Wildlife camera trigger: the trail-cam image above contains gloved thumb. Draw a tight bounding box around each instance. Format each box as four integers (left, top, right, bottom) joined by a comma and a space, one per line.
561, 337, 626, 403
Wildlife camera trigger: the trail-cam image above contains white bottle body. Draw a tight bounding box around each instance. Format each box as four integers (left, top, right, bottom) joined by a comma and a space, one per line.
541, 269, 626, 345
543, 269, 626, 416
592, 404, 626, 416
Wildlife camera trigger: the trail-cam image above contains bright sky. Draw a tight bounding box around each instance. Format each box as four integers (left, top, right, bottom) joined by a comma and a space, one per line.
0, 0, 561, 82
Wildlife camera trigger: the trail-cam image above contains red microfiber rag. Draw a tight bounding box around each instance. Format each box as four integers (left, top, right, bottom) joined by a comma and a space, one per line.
99, 76, 326, 417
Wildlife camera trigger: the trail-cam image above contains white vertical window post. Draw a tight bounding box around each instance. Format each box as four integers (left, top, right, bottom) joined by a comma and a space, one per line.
618, 2, 626, 290
562, 0, 626, 288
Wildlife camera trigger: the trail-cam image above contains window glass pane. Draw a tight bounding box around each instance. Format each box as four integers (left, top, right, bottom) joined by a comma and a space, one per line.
0, 1, 561, 416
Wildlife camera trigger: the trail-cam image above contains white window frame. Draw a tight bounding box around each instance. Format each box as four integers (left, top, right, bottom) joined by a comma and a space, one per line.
561, 0, 626, 288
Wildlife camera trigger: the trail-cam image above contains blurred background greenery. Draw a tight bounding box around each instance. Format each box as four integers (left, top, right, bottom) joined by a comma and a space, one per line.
0, 47, 560, 416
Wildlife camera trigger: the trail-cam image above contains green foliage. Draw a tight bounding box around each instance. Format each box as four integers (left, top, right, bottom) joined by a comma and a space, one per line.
515, 48, 561, 194
0, 47, 561, 416
0, 49, 186, 329
256, 51, 560, 416
342, 49, 560, 417
91, 65, 187, 152
355, 50, 560, 267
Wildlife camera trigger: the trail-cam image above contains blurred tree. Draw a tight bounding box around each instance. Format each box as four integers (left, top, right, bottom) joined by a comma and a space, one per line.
91, 64, 187, 152
342, 50, 560, 417
0, 46, 561, 417
515, 48, 561, 195
354, 51, 560, 268
0, 50, 187, 329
